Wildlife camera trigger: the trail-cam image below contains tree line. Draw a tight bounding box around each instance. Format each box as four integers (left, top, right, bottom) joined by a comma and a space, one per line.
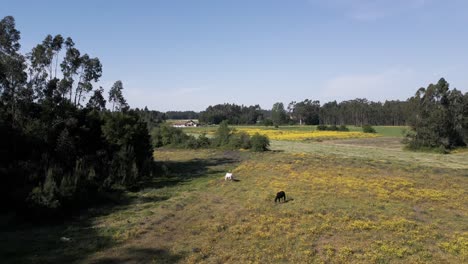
198, 99, 411, 126
165, 110, 199, 120
0, 16, 154, 216
198, 103, 263, 125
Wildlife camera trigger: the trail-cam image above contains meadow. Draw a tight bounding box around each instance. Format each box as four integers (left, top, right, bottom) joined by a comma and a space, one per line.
183, 125, 408, 138
1, 127, 467, 263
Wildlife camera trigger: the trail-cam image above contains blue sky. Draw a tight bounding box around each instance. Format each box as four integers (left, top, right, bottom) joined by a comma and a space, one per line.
4, 0, 468, 111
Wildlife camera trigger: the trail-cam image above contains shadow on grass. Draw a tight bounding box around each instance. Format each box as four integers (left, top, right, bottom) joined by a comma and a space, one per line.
91, 247, 185, 264
0, 153, 239, 264
148, 156, 239, 189
0, 215, 116, 264
274, 198, 294, 204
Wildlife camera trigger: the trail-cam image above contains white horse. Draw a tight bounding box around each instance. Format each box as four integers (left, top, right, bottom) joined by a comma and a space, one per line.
225, 172, 233, 181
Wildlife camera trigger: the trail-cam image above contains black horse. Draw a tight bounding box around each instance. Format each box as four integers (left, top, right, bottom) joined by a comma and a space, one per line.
275, 191, 286, 203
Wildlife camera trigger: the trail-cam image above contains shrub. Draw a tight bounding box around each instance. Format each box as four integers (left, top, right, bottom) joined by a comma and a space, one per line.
228, 132, 251, 149
151, 121, 267, 151
184, 136, 200, 149
317, 124, 328, 131
28, 168, 60, 210
262, 119, 274, 126
338, 125, 349, 131
211, 120, 231, 147
362, 125, 377, 133
317, 124, 349, 131
197, 133, 211, 148
151, 123, 190, 147
250, 133, 270, 152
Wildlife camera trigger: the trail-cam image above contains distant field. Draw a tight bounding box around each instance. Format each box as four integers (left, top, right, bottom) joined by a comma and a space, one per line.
272, 138, 468, 170
183, 125, 408, 138
3, 138, 466, 263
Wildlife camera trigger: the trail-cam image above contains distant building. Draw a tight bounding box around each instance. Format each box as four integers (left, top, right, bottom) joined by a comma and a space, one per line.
172, 120, 199, 128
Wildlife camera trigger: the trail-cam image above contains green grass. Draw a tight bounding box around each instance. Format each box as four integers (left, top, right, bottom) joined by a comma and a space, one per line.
1, 139, 466, 263
271, 138, 468, 170
346, 125, 407, 137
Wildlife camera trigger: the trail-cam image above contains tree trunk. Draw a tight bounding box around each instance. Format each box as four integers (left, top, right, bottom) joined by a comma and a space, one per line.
54, 54, 59, 79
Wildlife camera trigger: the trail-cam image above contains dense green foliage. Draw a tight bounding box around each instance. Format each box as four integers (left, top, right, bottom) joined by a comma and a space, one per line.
151, 123, 196, 148
271, 102, 290, 126
211, 120, 232, 147
405, 78, 468, 151
199, 103, 263, 124
316, 124, 350, 131
319, 99, 410, 126
165, 110, 198, 120
134, 107, 166, 131
151, 120, 269, 151
362, 125, 377, 133
211, 121, 269, 151
261, 118, 274, 126
0, 17, 154, 215
288, 99, 320, 125
250, 133, 270, 151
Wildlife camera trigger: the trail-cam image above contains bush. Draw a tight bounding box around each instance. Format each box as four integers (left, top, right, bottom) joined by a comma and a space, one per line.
228, 131, 251, 149
151, 121, 271, 152
151, 124, 216, 150
317, 124, 349, 131
250, 133, 270, 152
338, 125, 349, 131
151, 123, 190, 147
262, 119, 274, 126
197, 133, 211, 148
211, 120, 231, 147
317, 124, 328, 131
362, 125, 377, 133
184, 136, 200, 149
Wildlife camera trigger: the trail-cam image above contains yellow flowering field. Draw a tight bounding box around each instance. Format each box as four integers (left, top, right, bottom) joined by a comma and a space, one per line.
234, 128, 379, 141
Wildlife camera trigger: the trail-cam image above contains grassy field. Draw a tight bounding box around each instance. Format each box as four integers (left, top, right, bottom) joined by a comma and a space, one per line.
183, 125, 407, 138
1, 135, 467, 263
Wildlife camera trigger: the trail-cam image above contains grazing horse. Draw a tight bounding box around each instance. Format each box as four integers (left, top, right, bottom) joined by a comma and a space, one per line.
225, 172, 233, 181
275, 191, 286, 203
